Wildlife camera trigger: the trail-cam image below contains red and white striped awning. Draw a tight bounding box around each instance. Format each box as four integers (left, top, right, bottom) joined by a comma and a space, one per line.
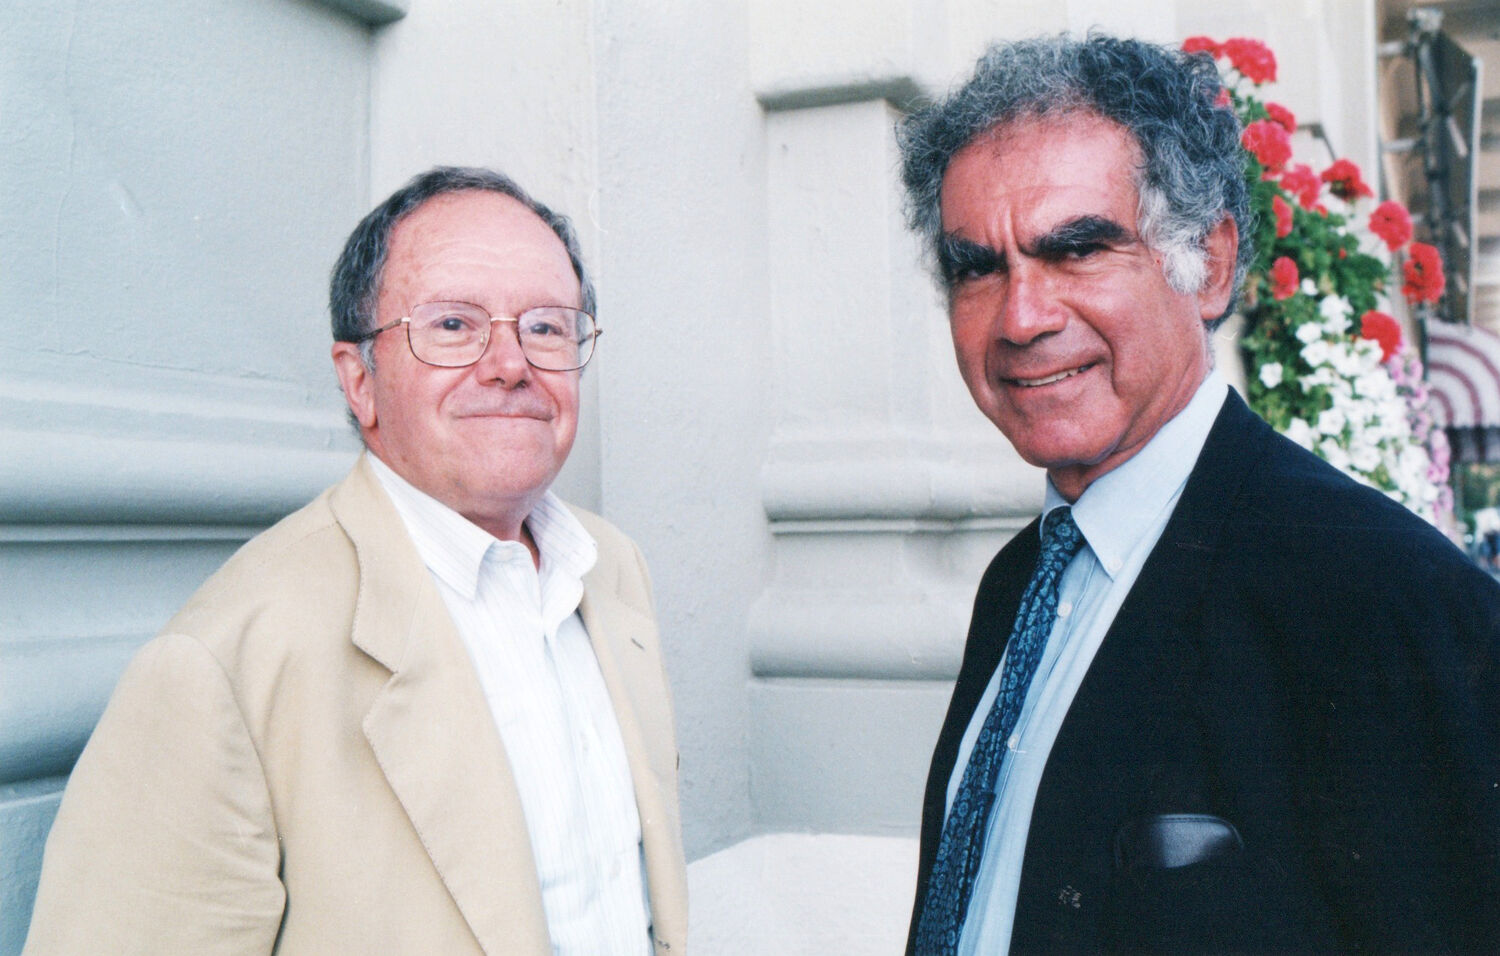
1428, 321, 1500, 429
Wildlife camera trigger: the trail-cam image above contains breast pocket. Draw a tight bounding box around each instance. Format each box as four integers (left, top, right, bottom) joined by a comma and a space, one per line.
1103, 814, 1256, 954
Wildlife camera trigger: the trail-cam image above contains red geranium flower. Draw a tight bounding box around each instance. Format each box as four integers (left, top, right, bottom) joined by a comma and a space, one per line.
1265, 102, 1296, 133
1280, 164, 1320, 209
1320, 158, 1373, 200
1402, 242, 1446, 304
1359, 310, 1403, 362
1367, 200, 1413, 251
1273, 194, 1293, 238
1182, 36, 1221, 56
1221, 37, 1277, 84
1242, 119, 1291, 174
1270, 256, 1299, 300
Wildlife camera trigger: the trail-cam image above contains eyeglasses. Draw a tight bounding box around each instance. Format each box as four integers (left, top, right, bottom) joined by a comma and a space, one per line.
354, 301, 600, 371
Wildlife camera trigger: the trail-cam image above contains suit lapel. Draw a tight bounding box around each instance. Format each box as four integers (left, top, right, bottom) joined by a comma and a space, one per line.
1074, 390, 1269, 693
1048, 390, 1269, 757
331, 457, 551, 956
579, 584, 689, 953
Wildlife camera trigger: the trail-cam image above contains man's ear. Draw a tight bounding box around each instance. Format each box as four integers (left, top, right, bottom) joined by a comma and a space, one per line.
1197, 216, 1239, 321
331, 342, 378, 430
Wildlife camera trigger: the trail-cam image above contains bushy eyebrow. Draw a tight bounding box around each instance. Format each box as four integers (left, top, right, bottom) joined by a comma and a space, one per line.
938, 215, 1138, 287
1024, 215, 1134, 258
937, 234, 1001, 284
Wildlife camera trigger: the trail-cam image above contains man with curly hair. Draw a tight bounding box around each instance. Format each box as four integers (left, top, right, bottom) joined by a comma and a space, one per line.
900, 34, 1499, 955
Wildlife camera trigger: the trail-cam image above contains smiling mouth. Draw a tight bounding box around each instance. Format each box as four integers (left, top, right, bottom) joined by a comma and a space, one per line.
1006, 363, 1096, 388
456, 404, 551, 420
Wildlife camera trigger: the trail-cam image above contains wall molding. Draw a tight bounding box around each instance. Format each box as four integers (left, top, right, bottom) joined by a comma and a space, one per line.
0, 631, 147, 784
0, 524, 265, 544
1, 377, 359, 525
763, 456, 1039, 524
756, 74, 927, 113
754, 430, 1038, 681
309, 0, 408, 26
761, 431, 1041, 525
749, 587, 979, 679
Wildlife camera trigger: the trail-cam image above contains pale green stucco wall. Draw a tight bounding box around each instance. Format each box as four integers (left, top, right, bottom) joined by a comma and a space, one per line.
0, 1, 376, 947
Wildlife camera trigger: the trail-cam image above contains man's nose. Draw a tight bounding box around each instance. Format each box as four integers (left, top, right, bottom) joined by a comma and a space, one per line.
474, 317, 532, 383
995, 263, 1067, 346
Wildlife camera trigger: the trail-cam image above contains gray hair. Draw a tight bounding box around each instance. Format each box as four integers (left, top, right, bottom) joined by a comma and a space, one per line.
897, 34, 1252, 325
330, 165, 597, 368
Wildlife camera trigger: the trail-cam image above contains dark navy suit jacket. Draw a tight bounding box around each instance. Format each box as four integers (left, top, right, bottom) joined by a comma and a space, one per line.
907, 390, 1500, 954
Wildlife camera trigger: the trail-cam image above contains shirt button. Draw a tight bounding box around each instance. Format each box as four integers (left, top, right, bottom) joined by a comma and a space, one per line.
1008, 734, 1020, 750
1057, 601, 1072, 618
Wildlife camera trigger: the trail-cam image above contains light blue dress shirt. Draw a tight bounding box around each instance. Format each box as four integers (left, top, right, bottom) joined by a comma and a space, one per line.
947, 371, 1229, 956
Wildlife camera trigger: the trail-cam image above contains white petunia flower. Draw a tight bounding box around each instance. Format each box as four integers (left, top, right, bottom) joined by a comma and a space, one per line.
1319, 295, 1350, 318
1320, 439, 1351, 471
1286, 418, 1315, 449
1329, 343, 1365, 378
1295, 321, 1324, 344
1300, 367, 1336, 390
1354, 371, 1394, 400
1317, 407, 1347, 436
1301, 340, 1332, 367
1259, 362, 1284, 389
1349, 441, 1381, 473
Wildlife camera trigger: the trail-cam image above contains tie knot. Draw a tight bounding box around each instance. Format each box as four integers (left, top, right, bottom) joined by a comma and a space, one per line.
1040, 506, 1084, 564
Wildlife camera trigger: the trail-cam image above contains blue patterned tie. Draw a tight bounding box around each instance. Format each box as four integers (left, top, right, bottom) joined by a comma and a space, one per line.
914, 506, 1085, 956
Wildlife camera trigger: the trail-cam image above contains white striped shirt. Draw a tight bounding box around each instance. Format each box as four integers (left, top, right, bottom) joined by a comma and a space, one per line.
369, 455, 651, 956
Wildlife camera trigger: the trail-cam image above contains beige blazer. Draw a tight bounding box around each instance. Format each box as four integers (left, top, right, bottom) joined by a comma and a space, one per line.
25, 456, 687, 955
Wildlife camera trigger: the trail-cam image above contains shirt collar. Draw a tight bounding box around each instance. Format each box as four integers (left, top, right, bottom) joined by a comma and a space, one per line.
525, 491, 599, 586
1042, 370, 1228, 579
366, 453, 597, 600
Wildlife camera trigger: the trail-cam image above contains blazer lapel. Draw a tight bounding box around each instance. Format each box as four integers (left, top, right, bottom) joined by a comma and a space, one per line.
1045, 389, 1269, 762
331, 457, 552, 956
579, 586, 689, 954
1080, 389, 1269, 687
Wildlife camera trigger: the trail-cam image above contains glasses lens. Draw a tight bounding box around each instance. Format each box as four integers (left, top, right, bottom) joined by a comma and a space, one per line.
407, 302, 489, 367
517, 307, 596, 370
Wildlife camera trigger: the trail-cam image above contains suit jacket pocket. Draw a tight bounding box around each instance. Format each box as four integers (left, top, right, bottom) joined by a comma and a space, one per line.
1114, 813, 1243, 872
1104, 814, 1255, 954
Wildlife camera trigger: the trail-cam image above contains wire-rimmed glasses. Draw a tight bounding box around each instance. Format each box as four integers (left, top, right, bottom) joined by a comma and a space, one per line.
354, 301, 600, 371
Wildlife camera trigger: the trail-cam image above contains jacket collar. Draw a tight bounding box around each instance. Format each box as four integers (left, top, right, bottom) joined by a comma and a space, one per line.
330, 455, 552, 956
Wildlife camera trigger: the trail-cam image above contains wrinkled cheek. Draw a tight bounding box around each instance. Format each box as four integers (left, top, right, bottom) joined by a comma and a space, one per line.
949, 340, 990, 393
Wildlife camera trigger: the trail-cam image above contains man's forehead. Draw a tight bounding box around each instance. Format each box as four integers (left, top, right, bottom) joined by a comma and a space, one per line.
380, 191, 576, 293
939, 113, 1143, 234
393, 190, 552, 248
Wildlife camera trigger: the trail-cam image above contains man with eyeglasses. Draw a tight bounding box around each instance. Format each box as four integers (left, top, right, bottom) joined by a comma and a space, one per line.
25, 167, 688, 956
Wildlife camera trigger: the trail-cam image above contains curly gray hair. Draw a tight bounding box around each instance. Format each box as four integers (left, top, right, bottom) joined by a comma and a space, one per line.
898, 33, 1251, 326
